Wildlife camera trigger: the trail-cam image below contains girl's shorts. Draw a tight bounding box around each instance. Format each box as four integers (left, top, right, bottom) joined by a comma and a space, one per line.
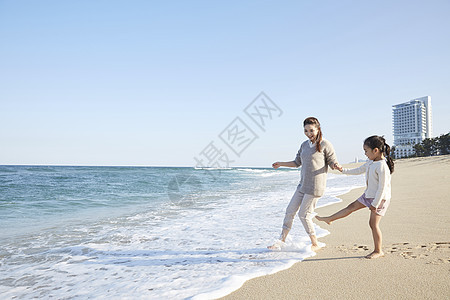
357, 193, 389, 216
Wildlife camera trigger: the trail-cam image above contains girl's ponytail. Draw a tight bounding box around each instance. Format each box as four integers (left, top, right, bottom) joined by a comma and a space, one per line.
384, 142, 395, 174
364, 135, 395, 174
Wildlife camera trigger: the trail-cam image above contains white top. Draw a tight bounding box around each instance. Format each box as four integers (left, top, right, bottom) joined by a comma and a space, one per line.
343, 160, 391, 208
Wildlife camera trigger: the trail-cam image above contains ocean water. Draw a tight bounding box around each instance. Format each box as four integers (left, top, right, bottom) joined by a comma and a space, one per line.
0, 165, 365, 299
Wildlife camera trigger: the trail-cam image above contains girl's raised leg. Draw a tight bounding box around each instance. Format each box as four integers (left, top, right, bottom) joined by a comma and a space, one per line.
315, 200, 365, 224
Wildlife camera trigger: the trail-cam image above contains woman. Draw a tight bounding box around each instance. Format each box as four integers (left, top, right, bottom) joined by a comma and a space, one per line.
269, 117, 340, 251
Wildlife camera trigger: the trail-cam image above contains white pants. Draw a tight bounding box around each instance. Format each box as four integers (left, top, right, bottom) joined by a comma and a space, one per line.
282, 185, 320, 236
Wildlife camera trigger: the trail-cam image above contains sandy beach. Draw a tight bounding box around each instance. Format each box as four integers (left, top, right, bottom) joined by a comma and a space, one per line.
221, 155, 450, 300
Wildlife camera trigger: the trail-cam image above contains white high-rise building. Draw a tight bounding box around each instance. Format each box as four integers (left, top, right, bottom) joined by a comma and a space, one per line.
392, 96, 432, 158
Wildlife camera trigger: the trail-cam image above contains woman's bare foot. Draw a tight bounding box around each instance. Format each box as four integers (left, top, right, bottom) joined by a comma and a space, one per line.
311, 244, 323, 252
267, 240, 285, 250
315, 215, 332, 225
267, 244, 280, 250
365, 251, 385, 259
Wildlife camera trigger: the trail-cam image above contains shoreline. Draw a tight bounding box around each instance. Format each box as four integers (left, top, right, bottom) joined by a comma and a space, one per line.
0, 164, 363, 299
194, 170, 365, 300
194, 165, 366, 299
220, 155, 450, 299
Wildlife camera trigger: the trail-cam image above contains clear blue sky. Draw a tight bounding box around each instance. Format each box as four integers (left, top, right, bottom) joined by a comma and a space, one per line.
1, 0, 449, 166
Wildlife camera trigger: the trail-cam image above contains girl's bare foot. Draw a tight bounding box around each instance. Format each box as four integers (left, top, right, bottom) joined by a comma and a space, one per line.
315, 216, 332, 225
365, 251, 385, 259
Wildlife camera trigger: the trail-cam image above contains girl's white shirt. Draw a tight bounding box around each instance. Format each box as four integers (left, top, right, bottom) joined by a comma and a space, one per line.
343, 160, 391, 208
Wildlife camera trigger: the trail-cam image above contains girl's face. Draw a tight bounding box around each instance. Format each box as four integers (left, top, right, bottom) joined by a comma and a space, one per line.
304, 124, 319, 142
364, 144, 380, 161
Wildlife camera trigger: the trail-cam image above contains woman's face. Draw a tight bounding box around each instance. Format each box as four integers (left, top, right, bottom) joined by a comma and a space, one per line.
304, 124, 319, 142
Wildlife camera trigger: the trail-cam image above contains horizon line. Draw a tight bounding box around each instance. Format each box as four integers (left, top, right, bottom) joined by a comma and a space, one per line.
0, 163, 275, 168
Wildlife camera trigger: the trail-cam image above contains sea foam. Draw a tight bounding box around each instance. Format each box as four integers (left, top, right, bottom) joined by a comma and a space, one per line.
0, 166, 364, 299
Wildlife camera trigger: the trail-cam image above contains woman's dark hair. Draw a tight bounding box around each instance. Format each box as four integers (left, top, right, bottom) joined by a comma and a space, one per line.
303, 117, 322, 152
364, 135, 395, 174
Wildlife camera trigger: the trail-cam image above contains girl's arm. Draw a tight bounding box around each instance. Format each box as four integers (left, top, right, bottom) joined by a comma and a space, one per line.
371, 163, 390, 208
342, 161, 369, 175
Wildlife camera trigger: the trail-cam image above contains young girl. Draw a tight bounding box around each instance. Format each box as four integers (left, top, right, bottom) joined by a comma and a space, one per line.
316, 135, 394, 259
268, 117, 340, 252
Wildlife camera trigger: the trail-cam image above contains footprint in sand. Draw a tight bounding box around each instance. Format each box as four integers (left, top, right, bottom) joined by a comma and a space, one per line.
427, 258, 450, 265
335, 244, 369, 255
334, 242, 449, 263
351, 244, 369, 251
388, 242, 450, 264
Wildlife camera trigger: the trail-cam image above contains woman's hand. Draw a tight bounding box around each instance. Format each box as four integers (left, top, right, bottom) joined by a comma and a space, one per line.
272, 162, 281, 169
333, 163, 343, 172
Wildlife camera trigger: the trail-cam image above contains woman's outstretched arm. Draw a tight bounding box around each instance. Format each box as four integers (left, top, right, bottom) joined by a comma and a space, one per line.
272, 161, 299, 168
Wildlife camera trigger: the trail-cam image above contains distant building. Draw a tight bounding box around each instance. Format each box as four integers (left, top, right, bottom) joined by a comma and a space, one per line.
392, 96, 432, 158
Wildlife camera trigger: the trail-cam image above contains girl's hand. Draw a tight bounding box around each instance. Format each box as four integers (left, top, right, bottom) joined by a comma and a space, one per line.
333, 163, 343, 172
272, 162, 281, 169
